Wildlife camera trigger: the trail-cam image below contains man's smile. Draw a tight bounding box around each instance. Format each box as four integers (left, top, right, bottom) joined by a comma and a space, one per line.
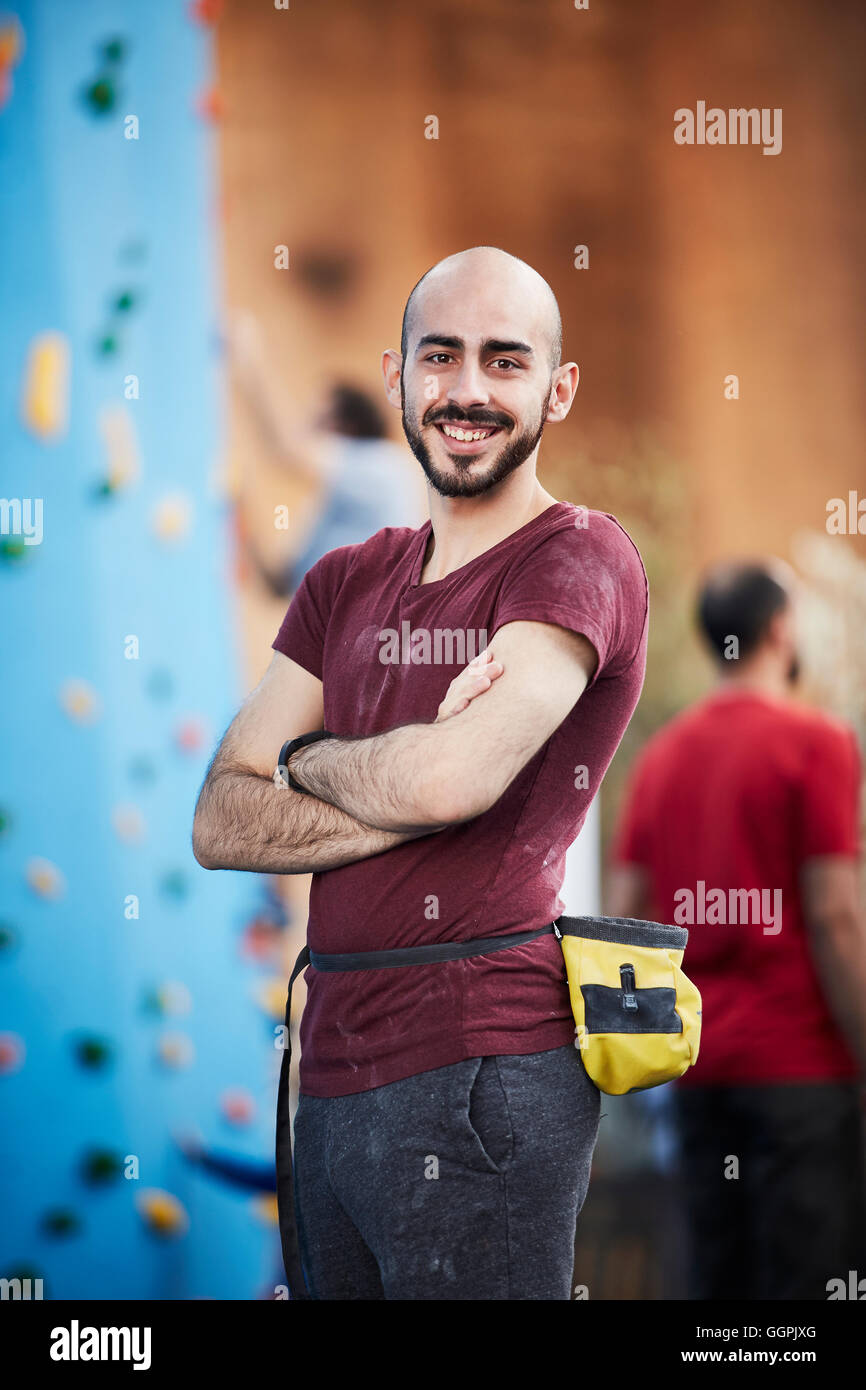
431, 419, 506, 454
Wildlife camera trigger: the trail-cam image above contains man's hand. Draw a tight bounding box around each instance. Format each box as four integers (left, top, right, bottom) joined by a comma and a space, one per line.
270, 649, 502, 787
193, 650, 445, 873
286, 620, 598, 831
435, 649, 504, 722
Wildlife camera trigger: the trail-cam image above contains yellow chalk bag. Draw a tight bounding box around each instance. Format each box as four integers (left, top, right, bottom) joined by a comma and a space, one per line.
554, 915, 702, 1094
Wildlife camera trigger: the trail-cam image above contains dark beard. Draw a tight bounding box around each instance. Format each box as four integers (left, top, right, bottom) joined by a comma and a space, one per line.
787, 652, 801, 685
400, 380, 549, 499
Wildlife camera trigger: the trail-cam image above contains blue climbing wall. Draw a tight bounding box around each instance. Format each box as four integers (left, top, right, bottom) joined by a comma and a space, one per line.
0, 1, 280, 1299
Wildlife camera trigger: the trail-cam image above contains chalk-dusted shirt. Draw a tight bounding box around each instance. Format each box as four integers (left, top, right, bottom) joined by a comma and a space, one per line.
274, 501, 648, 1096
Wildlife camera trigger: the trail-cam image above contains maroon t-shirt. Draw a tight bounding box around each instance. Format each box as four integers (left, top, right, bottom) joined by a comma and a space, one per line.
273, 500, 649, 1096
613, 689, 862, 1085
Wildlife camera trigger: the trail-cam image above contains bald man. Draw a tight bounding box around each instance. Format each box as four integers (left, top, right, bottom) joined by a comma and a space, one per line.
193, 247, 649, 1300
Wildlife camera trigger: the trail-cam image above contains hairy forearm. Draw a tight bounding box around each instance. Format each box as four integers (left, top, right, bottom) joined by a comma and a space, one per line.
192, 760, 435, 874
286, 722, 460, 832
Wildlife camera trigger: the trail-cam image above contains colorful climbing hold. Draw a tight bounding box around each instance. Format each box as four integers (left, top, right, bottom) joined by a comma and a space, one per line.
220, 1088, 255, 1126
71, 1034, 114, 1070
189, 0, 224, 25
26, 857, 66, 900
41, 1208, 82, 1238
111, 804, 146, 844
0, 1032, 25, 1075
251, 1194, 279, 1226
60, 678, 101, 724
239, 916, 284, 964
194, 85, 224, 123
83, 76, 116, 114
21, 332, 69, 440
98, 405, 140, 493
0, 15, 25, 112
79, 1148, 124, 1186
143, 980, 192, 1017
174, 718, 206, 754
256, 976, 288, 1022
159, 868, 189, 902
156, 1033, 195, 1070
152, 493, 193, 543
101, 38, 126, 64
0, 537, 30, 565
135, 1188, 190, 1237
0, 15, 24, 69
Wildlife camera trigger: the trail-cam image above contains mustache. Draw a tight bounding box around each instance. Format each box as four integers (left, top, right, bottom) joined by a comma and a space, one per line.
423, 405, 513, 430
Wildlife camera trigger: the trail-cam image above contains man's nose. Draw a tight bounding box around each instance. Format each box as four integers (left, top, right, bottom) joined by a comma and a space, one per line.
446, 358, 490, 411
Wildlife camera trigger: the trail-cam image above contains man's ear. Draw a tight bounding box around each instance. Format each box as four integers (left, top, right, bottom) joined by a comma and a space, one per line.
382, 349, 404, 411
546, 361, 579, 423
765, 608, 790, 652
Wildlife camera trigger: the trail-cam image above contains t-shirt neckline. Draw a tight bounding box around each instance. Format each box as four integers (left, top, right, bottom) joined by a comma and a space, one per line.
405, 500, 573, 594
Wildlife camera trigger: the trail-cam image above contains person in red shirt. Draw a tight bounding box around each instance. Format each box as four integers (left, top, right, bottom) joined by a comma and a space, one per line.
193, 246, 649, 1299
609, 559, 866, 1299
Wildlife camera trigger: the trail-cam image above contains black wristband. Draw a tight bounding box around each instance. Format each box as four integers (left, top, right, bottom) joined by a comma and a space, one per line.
276, 729, 336, 795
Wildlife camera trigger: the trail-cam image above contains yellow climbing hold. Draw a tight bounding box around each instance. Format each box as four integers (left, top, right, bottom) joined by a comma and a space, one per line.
22, 332, 69, 440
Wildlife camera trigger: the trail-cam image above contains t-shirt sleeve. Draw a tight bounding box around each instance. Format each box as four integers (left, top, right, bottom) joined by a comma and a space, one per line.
271, 546, 355, 681
491, 511, 648, 687
795, 721, 862, 862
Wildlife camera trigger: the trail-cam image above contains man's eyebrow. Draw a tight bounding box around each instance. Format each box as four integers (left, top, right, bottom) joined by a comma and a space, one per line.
414, 334, 535, 356
415, 334, 464, 352
483, 338, 534, 357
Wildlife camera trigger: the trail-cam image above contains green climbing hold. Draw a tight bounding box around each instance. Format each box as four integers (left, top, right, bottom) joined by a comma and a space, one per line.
159, 869, 189, 902
72, 1035, 114, 1070
42, 1208, 82, 1238
84, 77, 116, 113
102, 38, 126, 64
80, 1148, 123, 1186
0, 538, 28, 565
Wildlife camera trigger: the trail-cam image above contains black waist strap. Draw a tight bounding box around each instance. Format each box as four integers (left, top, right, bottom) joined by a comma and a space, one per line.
275, 920, 558, 1299
310, 922, 557, 972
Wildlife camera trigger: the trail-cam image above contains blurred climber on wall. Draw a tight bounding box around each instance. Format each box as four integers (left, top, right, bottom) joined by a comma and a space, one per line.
229, 314, 425, 597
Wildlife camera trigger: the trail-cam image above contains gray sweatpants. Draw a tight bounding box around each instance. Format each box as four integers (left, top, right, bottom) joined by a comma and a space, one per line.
292, 1042, 600, 1300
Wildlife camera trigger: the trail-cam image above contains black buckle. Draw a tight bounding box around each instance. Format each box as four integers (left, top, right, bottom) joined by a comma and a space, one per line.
620, 963, 638, 1011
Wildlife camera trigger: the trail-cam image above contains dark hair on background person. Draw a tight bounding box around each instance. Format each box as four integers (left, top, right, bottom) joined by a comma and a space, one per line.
697, 561, 791, 664
328, 383, 387, 439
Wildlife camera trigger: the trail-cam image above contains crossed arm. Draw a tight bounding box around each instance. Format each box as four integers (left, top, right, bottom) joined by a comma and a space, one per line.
192, 619, 598, 874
